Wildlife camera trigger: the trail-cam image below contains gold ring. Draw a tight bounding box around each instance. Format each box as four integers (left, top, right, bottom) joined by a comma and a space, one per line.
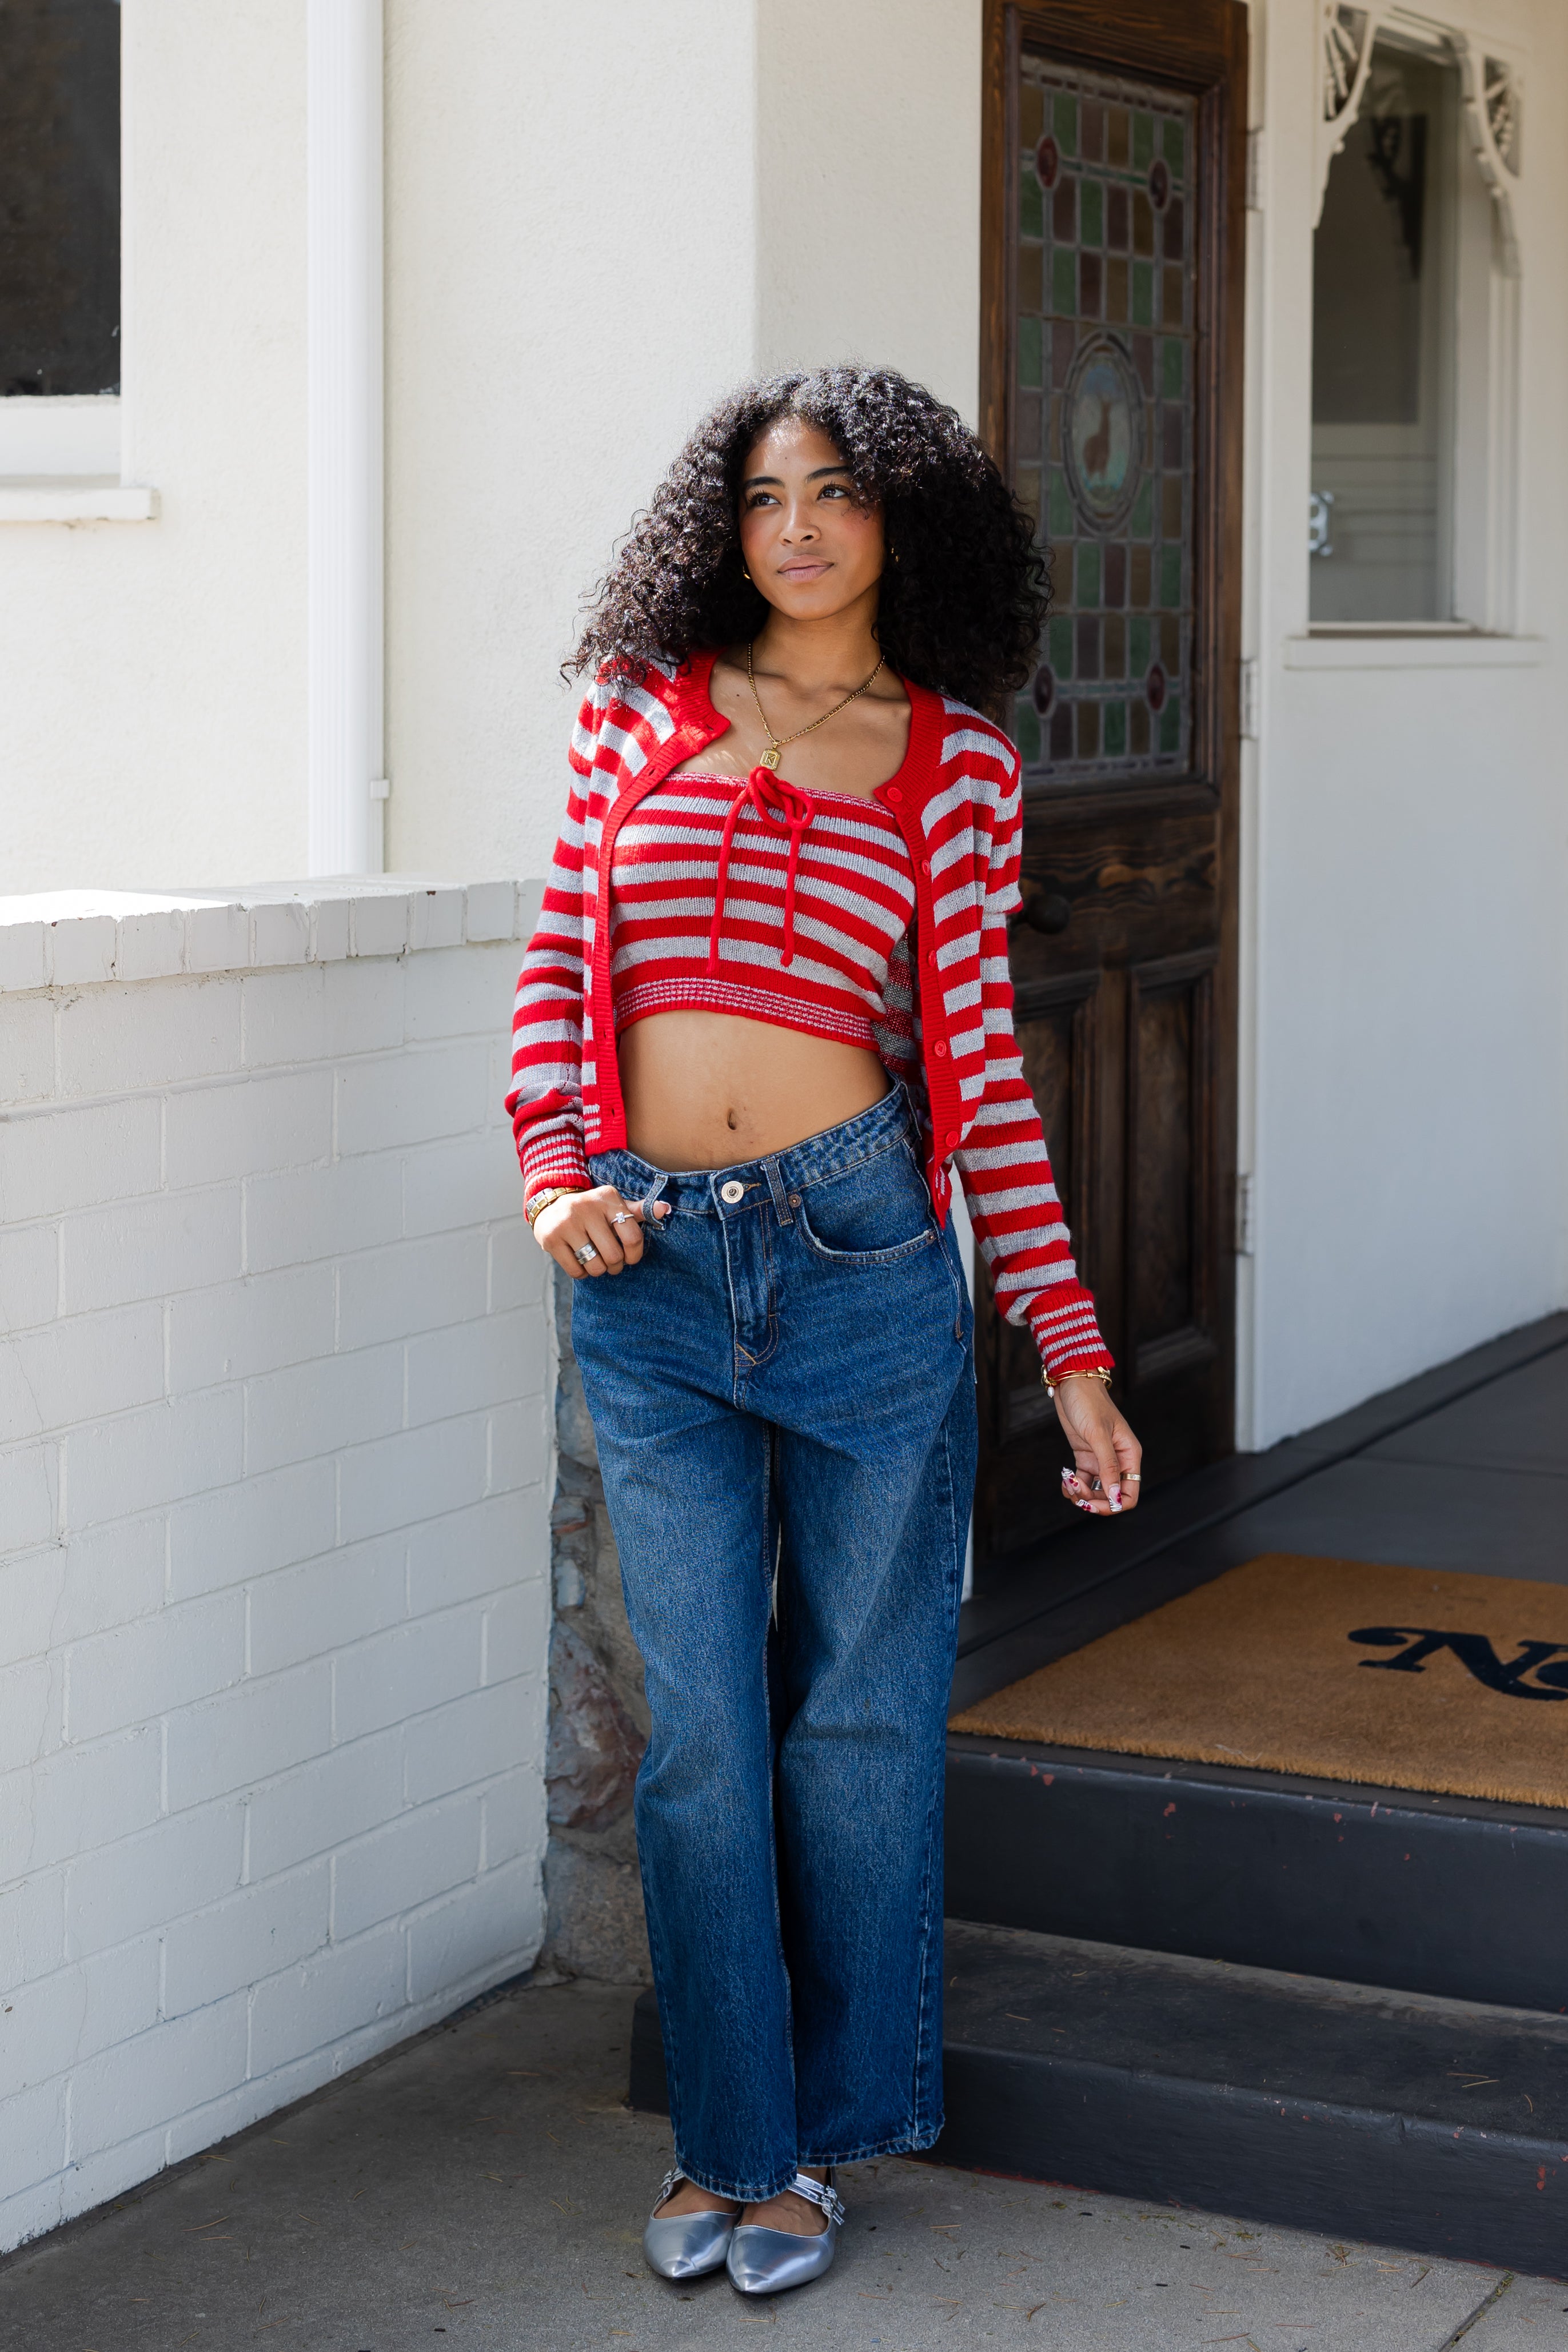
1123, 1472, 1142, 1482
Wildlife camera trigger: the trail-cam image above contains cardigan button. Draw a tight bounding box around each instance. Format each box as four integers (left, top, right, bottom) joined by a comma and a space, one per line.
925, 949, 937, 968
933, 1040, 949, 1059
920, 858, 931, 875
944, 1130, 960, 1147
885, 785, 903, 804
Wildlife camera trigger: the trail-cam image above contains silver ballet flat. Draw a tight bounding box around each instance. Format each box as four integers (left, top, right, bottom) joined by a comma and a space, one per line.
641, 2168, 738, 2281
726, 2168, 844, 2296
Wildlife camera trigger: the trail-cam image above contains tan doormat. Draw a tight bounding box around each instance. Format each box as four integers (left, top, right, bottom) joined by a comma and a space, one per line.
949, 1554, 1568, 1809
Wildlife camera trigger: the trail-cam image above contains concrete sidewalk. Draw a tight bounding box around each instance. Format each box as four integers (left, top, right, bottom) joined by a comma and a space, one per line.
0, 1976, 1558, 2351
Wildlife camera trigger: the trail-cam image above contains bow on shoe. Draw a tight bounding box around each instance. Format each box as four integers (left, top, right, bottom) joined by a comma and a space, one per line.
707, 766, 815, 975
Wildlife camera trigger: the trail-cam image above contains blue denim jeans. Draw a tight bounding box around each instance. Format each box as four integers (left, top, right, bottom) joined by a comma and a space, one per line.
570, 1085, 976, 2202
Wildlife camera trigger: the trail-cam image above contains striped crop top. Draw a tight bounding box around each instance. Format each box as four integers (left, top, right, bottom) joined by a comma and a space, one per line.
608, 767, 916, 1053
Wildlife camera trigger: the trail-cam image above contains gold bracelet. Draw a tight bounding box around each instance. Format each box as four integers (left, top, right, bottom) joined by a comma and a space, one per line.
1042, 1365, 1112, 1400
524, 1185, 582, 1229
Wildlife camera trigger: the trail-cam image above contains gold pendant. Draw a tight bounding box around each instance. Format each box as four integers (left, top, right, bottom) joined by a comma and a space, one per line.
759, 746, 782, 771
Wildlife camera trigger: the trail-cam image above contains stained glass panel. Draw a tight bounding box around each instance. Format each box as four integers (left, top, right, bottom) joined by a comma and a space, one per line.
1012, 57, 1198, 782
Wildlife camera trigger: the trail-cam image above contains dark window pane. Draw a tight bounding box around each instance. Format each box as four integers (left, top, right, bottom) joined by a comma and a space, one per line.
1053, 177, 1078, 242
1107, 184, 1129, 250
1104, 543, 1127, 606
0, 0, 121, 396
1075, 616, 1102, 679
1052, 319, 1076, 387
1079, 250, 1102, 317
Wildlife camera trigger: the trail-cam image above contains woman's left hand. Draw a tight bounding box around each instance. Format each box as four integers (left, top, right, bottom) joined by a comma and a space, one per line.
1054, 1377, 1142, 1516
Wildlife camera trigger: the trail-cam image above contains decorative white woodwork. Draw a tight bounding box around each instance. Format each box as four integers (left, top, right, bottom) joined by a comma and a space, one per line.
1312, 3, 1522, 280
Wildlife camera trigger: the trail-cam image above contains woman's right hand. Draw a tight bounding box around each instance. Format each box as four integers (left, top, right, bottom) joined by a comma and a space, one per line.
533, 1185, 669, 1278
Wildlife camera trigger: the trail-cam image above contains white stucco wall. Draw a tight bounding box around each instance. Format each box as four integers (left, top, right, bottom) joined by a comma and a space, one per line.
0, 2, 311, 896
1239, 0, 1568, 1446
382, 0, 984, 890
754, 0, 983, 418
383, 0, 761, 891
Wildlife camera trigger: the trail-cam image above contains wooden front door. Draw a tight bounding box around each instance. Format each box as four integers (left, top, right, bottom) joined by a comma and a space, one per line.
974, 0, 1248, 1576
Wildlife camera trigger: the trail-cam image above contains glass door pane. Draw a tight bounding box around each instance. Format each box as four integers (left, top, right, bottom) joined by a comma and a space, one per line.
1013, 58, 1198, 783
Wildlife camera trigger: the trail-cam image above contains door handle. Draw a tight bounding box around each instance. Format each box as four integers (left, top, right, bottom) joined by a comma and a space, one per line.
1021, 891, 1072, 935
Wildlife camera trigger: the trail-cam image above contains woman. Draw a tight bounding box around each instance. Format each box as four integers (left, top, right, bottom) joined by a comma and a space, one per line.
506, 367, 1141, 2299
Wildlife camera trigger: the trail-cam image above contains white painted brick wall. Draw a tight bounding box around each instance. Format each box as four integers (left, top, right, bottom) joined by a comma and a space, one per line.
0, 880, 552, 2255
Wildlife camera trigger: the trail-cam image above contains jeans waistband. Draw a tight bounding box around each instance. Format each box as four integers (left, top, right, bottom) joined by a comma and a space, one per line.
604, 1085, 920, 1223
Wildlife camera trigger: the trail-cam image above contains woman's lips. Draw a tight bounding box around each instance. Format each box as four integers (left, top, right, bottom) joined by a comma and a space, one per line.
776, 560, 831, 580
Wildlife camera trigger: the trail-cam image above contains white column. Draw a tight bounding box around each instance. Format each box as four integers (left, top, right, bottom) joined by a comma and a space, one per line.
307, 0, 385, 875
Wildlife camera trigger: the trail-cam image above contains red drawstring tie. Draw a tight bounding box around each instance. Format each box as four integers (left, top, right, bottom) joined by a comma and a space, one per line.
707, 766, 815, 975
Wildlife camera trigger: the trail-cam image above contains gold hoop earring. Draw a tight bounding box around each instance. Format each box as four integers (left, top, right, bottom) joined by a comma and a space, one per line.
742, 566, 753, 582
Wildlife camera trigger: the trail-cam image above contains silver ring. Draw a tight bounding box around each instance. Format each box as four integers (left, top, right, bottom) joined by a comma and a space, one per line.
609, 1211, 634, 1226
574, 1243, 599, 1265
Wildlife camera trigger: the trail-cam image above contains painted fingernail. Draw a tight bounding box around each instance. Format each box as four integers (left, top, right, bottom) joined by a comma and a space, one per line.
1110, 1489, 1123, 1512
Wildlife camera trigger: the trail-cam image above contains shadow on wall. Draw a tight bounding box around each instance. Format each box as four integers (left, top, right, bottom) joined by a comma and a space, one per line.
541, 1268, 652, 1984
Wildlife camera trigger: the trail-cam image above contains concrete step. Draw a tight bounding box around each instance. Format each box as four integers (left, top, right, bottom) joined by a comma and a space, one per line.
944, 1735, 1568, 2015
628, 1920, 1568, 2276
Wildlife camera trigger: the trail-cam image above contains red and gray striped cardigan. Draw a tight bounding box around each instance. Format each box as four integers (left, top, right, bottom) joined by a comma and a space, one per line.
505, 652, 1112, 1380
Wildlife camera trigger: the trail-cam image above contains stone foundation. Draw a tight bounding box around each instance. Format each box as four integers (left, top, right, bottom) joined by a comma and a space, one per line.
539, 1269, 652, 1985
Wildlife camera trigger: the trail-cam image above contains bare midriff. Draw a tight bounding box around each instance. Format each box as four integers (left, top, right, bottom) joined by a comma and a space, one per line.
620, 1011, 889, 1173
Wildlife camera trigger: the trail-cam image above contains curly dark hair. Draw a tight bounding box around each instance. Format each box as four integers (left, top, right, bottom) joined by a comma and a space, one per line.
568, 366, 1046, 712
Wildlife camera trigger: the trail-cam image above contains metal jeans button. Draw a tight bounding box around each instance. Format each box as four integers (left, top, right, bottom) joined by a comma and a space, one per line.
720, 1179, 745, 1205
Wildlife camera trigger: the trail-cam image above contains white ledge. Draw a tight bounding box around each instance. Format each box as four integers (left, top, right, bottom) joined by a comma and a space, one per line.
0, 477, 159, 523
0, 878, 530, 994
1284, 631, 1547, 670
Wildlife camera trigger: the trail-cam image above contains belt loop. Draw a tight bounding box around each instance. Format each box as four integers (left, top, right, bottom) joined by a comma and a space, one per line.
638, 1170, 671, 1231
763, 1157, 793, 1226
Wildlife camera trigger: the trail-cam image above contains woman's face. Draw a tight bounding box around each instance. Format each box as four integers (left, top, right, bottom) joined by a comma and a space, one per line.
737, 417, 885, 622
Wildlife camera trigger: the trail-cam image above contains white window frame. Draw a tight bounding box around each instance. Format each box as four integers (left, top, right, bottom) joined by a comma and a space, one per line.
0, 7, 153, 524
1305, 3, 1524, 643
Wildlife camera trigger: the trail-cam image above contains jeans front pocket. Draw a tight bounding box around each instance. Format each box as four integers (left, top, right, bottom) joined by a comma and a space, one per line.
794, 1141, 938, 1266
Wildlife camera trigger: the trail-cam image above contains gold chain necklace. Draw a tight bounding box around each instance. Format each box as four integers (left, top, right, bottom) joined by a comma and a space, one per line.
745, 640, 885, 772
